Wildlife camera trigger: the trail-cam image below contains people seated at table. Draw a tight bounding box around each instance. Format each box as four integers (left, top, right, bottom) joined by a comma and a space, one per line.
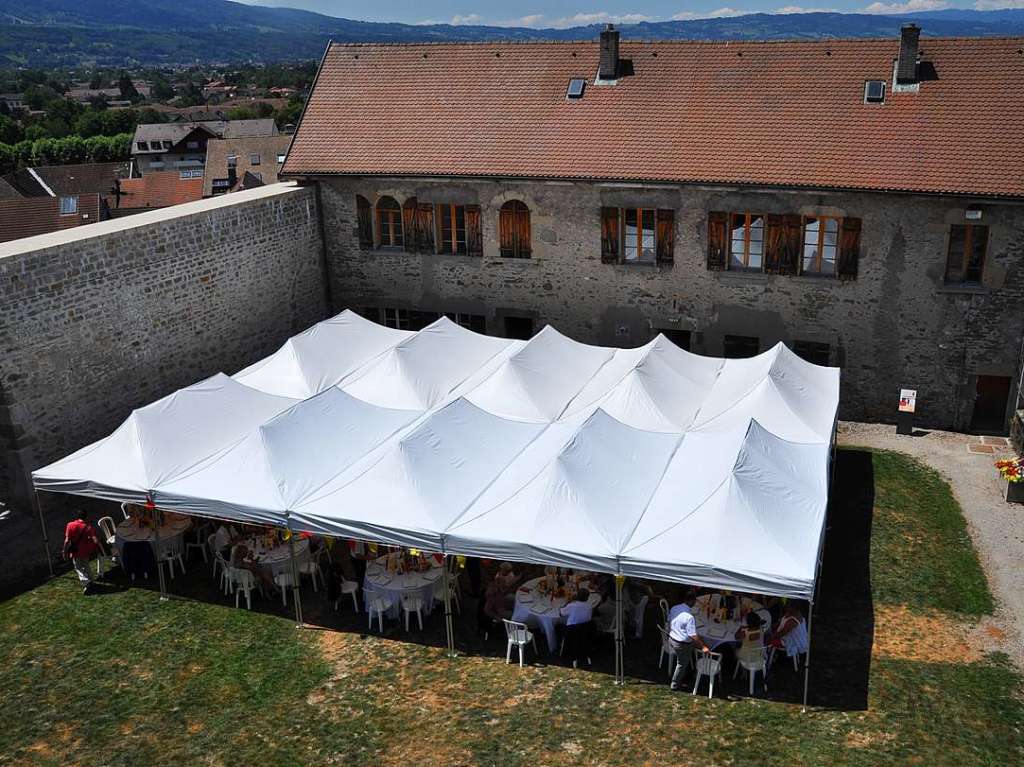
229, 541, 280, 596
734, 611, 766, 663
213, 524, 239, 560
559, 588, 595, 667
769, 602, 809, 659
668, 593, 710, 691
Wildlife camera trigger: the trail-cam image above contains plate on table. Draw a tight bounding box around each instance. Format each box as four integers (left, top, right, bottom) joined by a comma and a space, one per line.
519, 595, 534, 604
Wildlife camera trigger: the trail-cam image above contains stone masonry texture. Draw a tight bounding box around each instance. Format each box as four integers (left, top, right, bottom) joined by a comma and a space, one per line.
317, 177, 1024, 433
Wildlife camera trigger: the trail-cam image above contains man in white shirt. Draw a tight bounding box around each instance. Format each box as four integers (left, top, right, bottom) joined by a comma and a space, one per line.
559, 588, 595, 668
668, 593, 710, 691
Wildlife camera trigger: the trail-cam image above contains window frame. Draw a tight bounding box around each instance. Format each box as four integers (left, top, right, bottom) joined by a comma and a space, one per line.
249, 153, 261, 166
944, 223, 988, 286
376, 196, 404, 249
800, 216, 841, 277
58, 196, 78, 216
437, 203, 468, 256
728, 213, 766, 271
499, 200, 531, 259
622, 207, 657, 264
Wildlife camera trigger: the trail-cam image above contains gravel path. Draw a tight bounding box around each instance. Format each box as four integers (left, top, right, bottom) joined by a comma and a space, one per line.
837, 421, 1024, 668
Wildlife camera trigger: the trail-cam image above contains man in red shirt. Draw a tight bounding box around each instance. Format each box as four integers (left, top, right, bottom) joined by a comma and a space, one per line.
64, 510, 101, 594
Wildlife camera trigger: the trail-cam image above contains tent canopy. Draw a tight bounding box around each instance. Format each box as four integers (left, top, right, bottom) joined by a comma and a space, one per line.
34, 310, 840, 600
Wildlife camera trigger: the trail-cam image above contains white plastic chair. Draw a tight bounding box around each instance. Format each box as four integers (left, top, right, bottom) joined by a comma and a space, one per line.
692, 650, 723, 698
632, 594, 649, 639
401, 594, 425, 631
658, 597, 669, 626
274, 571, 294, 606
656, 624, 677, 678
97, 516, 117, 547
756, 609, 773, 635
119, 502, 131, 521
503, 619, 537, 667
230, 568, 257, 609
335, 578, 360, 612
435, 578, 461, 614
368, 595, 393, 632
185, 523, 210, 563
733, 644, 769, 696
769, 618, 810, 671
158, 536, 186, 579
298, 545, 324, 591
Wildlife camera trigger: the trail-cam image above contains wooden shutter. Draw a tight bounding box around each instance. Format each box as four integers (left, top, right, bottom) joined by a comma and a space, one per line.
465, 204, 482, 257
499, 204, 514, 258
516, 205, 531, 258
763, 214, 784, 273
837, 217, 862, 280
416, 203, 435, 253
781, 214, 802, 275
356, 196, 373, 249
402, 199, 417, 253
656, 209, 675, 266
601, 207, 620, 263
706, 211, 728, 271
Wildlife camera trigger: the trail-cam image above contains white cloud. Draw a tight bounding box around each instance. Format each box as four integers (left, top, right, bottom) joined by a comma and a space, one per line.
450, 13, 484, 25
862, 0, 950, 13
671, 8, 747, 20
774, 5, 839, 12
973, 0, 1024, 8
493, 14, 547, 27
544, 11, 653, 27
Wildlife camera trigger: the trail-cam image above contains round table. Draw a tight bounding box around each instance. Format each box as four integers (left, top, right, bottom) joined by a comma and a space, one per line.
692, 595, 766, 650
363, 554, 444, 618
249, 536, 310, 578
115, 513, 191, 558
511, 576, 603, 653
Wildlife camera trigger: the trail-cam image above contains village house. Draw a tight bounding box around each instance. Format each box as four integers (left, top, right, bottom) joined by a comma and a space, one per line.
130, 118, 278, 176
280, 24, 1024, 433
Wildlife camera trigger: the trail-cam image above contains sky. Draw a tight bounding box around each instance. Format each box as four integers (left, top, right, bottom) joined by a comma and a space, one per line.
236, 0, 1024, 27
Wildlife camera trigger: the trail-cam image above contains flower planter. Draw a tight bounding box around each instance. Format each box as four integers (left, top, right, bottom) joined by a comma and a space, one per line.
1006, 480, 1024, 504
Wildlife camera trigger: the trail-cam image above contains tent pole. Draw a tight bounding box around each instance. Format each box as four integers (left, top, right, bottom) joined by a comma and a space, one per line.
153, 503, 168, 601
801, 600, 814, 712
441, 554, 455, 659
31, 488, 54, 578
287, 530, 304, 628
614, 575, 624, 686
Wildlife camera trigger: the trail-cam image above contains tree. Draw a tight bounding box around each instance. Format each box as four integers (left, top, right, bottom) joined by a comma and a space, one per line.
226, 105, 257, 121
23, 85, 60, 111
117, 72, 140, 103
150, 75, 175, 102
88, 72, 105, 89
275, 98, 304, 130
0, 115, 23, 145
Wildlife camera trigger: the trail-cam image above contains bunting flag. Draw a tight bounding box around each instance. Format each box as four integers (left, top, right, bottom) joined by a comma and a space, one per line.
615, 574, 626, 587
369, 543, 378, 555
283, 529, 292, 541
324, 537, 335, 550
456, 555, 466, 569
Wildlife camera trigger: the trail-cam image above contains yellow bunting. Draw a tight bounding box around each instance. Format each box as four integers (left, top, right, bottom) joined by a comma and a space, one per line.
282, 529, 292, 540
323, 537, 334, 550
615, 574, 626, 587
409, 548, 420, 556
456, 555, 466, 569
369, 543, 378, 554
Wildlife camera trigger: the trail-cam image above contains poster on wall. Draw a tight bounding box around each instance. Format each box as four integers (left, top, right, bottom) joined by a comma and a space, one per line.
898, 388, 917, 414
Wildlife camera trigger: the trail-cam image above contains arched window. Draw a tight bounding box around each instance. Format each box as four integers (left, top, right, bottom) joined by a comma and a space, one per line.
376, 196, 403, 248
355, 195, 373, 249
499, 200, 531, 258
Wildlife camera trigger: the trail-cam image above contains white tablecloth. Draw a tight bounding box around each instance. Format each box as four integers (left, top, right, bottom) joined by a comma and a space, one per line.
250, 536, 310, 578
511, 576, 603, 652
115, 514, 191, 558
363, 555, 444, 618
692, 595, 765, 650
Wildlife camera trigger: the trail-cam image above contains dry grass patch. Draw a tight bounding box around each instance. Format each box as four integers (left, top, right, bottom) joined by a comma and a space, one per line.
872, 604, 984, 664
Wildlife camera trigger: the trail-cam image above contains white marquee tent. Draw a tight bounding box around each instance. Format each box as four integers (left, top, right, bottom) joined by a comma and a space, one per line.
34, 309, 840, 695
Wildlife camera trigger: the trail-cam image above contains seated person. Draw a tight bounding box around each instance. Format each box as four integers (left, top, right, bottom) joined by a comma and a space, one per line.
769, 602, 809, 658
229, 542, 279, 595
482, 580, 512, 623
559, 588, 595, 667
213, 524, 239, 560
494, 562, 519, 593
734, 611, 766, 663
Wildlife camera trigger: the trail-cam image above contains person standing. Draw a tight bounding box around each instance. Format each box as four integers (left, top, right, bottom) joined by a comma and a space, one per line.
559, 588, 595, 668
64, 510, 101, 594
668, 593, 709, 691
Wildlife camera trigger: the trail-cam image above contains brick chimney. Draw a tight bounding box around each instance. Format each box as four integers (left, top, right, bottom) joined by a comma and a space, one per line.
897, 24, 920, 84
599, 24, 619, 80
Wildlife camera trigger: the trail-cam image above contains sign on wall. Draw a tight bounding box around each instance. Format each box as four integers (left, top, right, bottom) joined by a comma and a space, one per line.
898, 388, 917, 414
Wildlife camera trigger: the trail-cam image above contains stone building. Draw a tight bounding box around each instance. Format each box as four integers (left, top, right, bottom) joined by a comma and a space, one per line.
282, 25, 1024, 433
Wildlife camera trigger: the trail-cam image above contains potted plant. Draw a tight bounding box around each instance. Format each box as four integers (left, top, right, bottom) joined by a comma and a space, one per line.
995, 457, 1024, 503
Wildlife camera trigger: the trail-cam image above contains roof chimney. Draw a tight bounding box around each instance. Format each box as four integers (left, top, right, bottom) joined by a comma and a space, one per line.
897, 24, 920, 84
599, 24, 619, 81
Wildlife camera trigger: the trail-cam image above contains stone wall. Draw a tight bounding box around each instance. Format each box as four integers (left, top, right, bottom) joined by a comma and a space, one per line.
318, 177, 1024, 432
0, 183, 328, 511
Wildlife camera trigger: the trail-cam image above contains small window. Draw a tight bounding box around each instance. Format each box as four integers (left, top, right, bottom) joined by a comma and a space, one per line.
250, 154, 261, 166
59, 196, 78, 215
444, 312, 486, 333
226, 155, 237, 168
381, 308, 409, 329
356, 194, 373, 249
499, 200, 531, 258
723, 334, 760, 359
179, 169, 203, 179
624, 208, 657, 263
729, 213, 765, 271
186, 140, 200, 149
137, 141, 149, 151
276, 153, 286, 164
864, 80, 886, 104
566, 78, 586, 99
802, 217, 839, 276
792, 340, 831, 366
163, 140, 173, 149
503, 316, 534, 340
944, 223, 988, 285
437, 203, 468, 255
376, 196, 403, 248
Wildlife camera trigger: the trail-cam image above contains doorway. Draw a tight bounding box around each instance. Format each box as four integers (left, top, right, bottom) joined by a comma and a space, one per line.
970, 375, 1011, 434
503, 316, 535, 340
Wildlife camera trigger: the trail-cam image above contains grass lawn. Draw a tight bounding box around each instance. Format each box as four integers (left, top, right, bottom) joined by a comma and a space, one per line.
0, 448, 1021, 766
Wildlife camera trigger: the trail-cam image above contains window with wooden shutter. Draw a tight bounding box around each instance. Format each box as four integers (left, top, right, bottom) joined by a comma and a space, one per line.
729, 213, 765, 271
436, 203, 467, 255
601, 207, 620, 263
499, 200, 531, 258
415, 203, 435, 253
656, 209, 674, 266
465, 204, 482, 257
706, 211, 728, 271
356, 195, 373, 249
402, 198, 418, 253
376, 196, 403, 248
802, 216, 840, 276
837, 217, 862, 280
944, 223, 988, 285
780, 214, 803, 275
763, 214, 785, 273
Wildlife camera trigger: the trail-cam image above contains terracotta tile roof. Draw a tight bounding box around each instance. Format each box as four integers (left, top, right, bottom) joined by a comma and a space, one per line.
0, 194, 103, 244
114, 171, 205, 211
283, 36, 1024, 198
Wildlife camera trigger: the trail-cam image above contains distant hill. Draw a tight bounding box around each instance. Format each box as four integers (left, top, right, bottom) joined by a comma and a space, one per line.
2, 0, 1024, 68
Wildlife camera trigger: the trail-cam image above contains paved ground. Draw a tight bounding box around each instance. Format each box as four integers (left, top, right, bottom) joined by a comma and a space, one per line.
838, 421, 1024, 668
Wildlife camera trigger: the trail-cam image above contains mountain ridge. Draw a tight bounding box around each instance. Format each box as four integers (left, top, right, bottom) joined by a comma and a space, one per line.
2, 1, 1023, 67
